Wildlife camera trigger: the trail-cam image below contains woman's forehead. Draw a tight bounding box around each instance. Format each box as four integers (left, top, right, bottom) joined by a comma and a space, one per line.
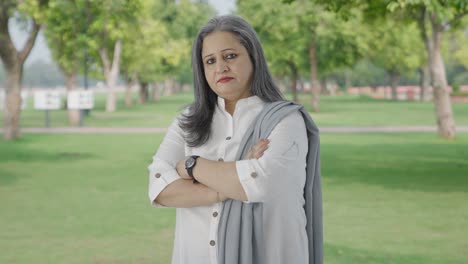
202, 31, 244, 56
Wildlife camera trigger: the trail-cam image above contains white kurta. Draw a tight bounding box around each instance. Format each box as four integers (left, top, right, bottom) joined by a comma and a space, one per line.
148, 96, 309, 264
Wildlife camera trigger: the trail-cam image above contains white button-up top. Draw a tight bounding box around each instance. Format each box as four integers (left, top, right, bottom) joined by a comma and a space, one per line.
148, 96, 309, 264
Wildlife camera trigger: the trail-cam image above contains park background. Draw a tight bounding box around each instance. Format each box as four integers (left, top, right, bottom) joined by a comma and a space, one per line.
1, 0, 468, 263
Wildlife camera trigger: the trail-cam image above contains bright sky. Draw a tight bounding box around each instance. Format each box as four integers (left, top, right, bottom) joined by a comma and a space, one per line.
10, 0, 235, 66
210, 0, 236, 15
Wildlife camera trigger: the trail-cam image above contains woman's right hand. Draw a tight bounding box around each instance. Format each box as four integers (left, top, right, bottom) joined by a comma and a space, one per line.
243, 138, 270, 160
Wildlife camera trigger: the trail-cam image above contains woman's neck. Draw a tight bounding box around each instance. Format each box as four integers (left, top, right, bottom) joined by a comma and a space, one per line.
225, 101, 236, 116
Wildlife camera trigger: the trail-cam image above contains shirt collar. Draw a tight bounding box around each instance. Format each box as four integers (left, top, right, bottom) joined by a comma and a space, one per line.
217, 96, 265, 116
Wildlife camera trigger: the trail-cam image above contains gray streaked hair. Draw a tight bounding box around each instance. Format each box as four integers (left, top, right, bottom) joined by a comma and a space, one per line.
180, 15, 284, 147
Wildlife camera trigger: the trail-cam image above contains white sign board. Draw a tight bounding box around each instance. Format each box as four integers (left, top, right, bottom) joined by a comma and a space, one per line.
1, 90, 28, 110
34, 90, 62, 110
21, 91, 28, 109
67, 90, 94, 110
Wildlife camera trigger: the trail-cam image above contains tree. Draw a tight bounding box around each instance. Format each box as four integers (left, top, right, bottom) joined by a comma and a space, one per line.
86, 0, 142, 112
0, 0, 49, 140
44, 0, 87, 125
120, 0, 214, 104
240, 0, 367, 110
156, 0, 214, 96
238, 0, 308, 102
119, 0, 170, 105
366, 19, 422, 100
389, 0, 468, 139
305, 0, 468, 138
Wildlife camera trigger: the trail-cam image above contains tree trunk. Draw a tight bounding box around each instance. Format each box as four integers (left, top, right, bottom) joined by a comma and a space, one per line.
124, 81, 133, 108
152, 82, 161, 102
429, 27, 456, 139
320, 79, 327, 95
3, 65, 22, 140
309, 41, 320, 112
389, 71, 400, 101
0, 15, 41, 140
288, 61, 298, 103
298, 79, 304, 93
419, 64, 431, 101
164, 78, 175, 96
64, 72, 80, 126
274, 77, 287, 93
139, 82, 149, 104
344, 69, 351, 91
174, 81, 182, 94
99, 40, 122, 113
417, 8, 455, 138
124, 73, 136, 108
289, 77, 298, 103
416, 12, 432, 103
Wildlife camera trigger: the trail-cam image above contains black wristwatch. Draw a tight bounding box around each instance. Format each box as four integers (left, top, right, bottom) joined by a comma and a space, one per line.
185, 155, 200, 182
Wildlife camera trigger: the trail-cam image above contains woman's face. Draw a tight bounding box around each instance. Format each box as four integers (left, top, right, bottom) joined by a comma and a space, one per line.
202, 31, 253, 104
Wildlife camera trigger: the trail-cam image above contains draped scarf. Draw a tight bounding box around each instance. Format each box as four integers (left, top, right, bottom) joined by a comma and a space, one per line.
217, 101, 323, 264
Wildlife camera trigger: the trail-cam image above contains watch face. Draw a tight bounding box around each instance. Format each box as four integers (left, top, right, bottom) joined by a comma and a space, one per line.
185, 157, 195, 168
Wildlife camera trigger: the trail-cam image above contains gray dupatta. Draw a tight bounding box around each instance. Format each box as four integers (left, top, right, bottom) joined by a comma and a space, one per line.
217, 101, 323, 264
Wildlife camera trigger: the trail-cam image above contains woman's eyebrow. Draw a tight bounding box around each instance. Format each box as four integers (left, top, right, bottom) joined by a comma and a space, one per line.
203, 48, 236, 59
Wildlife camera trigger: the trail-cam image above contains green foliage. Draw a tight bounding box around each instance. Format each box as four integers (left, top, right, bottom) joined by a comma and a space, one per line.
238, 0, 307, 77
86, 0, 142, 67
348, 59, 388, 87
155, 0, 215, 81
449, 23, 468, 68
44, 0, 87, 75
238, 0, 368, 80
43, 0, 144, 81
442, 26, 468, 87
313, 9, 369, 75
120, 0, 214, 83
16, 0, 50, 23
387, 0, 468, 24
366, 19, 423, 77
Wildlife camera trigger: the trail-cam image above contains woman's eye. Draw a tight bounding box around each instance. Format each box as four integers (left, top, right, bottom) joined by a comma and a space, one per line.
206, 58, 215, 65
226, 53, 237, 59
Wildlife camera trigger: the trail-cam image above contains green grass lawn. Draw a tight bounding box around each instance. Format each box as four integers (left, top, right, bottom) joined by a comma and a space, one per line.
4, 91, 468, 128
1, 133, 467, 263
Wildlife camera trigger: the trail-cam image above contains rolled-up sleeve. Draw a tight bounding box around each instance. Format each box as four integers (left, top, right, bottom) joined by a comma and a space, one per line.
148, 117, 186, 207
236, 111, 308, 203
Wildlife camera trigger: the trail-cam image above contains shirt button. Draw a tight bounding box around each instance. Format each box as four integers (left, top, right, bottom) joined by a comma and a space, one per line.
218, 158, 224, 162
155, 173, 161, 178
250, 172, 258, 178
213, 211, 218, 217
210, 240, 216, 246
226, 136, 232, 140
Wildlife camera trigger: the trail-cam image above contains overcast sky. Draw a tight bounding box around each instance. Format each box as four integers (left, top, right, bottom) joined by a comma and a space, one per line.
10, 0, 235, 66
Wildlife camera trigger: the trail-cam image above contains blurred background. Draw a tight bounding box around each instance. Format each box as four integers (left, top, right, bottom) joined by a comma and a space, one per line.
1, 0, 467, 263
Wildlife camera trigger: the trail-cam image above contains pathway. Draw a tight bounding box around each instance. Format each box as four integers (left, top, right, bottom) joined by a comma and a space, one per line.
12, 126, 468, 134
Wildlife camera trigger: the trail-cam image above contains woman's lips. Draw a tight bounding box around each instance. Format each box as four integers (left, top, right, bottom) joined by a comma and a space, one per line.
217, 77, 234, 83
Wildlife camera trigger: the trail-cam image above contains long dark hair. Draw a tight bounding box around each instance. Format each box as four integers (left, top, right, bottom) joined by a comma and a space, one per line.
180, 15, 284, 147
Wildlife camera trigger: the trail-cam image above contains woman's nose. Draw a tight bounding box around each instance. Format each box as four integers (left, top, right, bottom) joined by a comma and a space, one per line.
216, 61, 228, 73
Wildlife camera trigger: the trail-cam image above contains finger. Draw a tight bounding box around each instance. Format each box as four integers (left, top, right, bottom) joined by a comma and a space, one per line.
256, 143, 269, 153
251, 140, 269, 156
254, 139, 269, 150
253, 145, 269, 159
244, 149, 254, 159
245, 139, 270, 160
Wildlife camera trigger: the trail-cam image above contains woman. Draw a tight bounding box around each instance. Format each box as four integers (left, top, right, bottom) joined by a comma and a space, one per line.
148, 15, 322, 264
